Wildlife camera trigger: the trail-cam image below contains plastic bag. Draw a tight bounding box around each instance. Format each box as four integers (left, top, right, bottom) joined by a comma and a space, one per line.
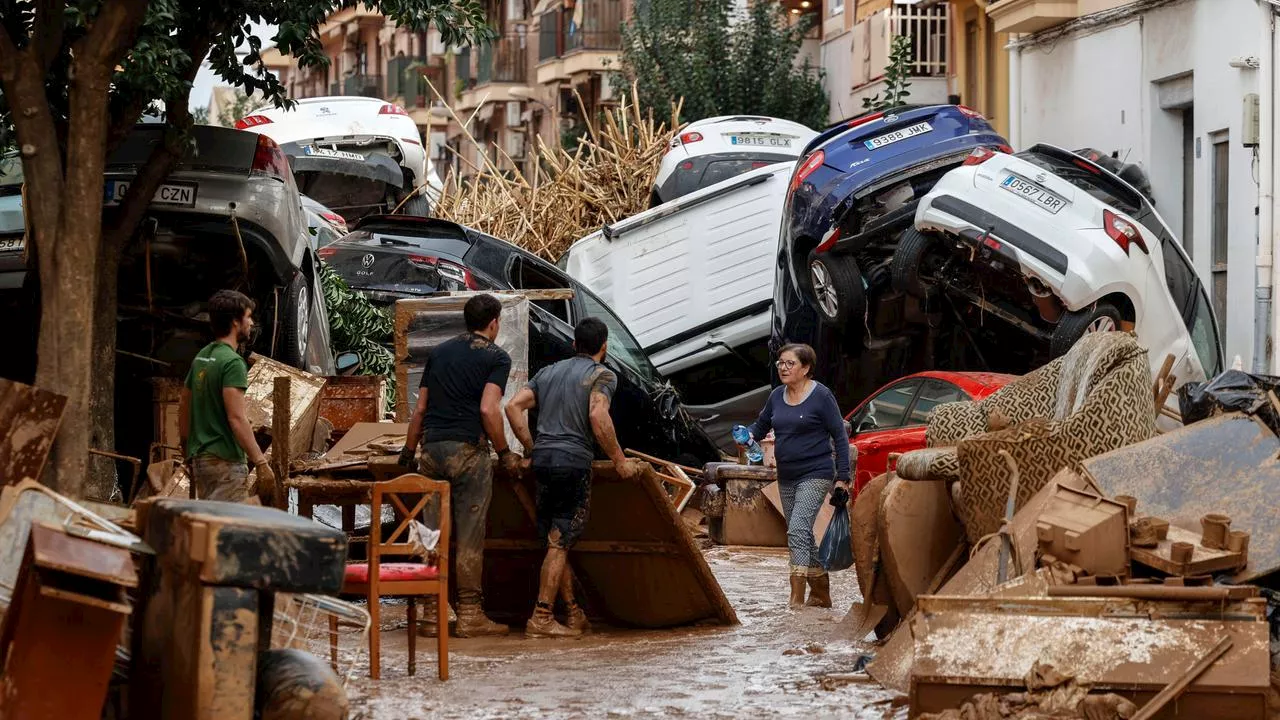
819, 503, 854, 572
1178, 369, 1280, 434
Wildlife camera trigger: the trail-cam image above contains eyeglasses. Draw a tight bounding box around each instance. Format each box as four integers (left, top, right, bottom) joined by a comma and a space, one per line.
776, 360, 798, 369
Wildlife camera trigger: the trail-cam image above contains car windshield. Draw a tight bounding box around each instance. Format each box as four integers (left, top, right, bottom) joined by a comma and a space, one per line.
1019, 151, 1143, 215
577, 289, 659, 382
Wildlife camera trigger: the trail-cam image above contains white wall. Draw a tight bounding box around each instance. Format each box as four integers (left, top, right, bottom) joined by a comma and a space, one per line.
1013, 0, 1260, 367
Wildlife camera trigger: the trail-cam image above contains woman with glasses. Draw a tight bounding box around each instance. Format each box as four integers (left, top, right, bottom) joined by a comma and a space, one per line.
738, 343, 852, 608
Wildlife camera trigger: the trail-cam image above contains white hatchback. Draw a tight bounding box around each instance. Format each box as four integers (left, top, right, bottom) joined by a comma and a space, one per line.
652, 115, 815, 206
898, 143, 1223, 389
237, 96, 442, 221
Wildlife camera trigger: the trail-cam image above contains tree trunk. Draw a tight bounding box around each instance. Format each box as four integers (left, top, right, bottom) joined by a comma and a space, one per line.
86, 236, 122, 501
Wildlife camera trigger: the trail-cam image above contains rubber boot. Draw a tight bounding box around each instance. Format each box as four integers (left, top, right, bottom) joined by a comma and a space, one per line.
805, 573, 832, 608
416, 597, 457, 638
453, 601, 509, 638
789, 575, 808, 608
565, 602, 591, 634
526, 605, 583, 638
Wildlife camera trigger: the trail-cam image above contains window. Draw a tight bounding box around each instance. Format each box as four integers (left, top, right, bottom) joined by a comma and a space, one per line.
1211, 137, 1229, 327
508, 256, 571, 323
830, 0, 844, 15
577, 289, 658, 382
1159, 235, 1197, 323
1019, 151, 1143, 215
1189, 289, 1223, 377
851, 379, 920, 432
906, 379, 966, 426
665, 337, 771, 406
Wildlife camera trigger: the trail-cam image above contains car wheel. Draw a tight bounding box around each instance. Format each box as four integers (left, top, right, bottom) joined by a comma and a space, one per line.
807, 252, 865, 327
1050, 301, 1122, 357
400, 193, 430, 217
890, 228, 932, 298
280, 274, 311, 368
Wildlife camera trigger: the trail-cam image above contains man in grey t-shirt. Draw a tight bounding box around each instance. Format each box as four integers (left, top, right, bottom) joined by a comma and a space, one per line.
506, 317, 638, 638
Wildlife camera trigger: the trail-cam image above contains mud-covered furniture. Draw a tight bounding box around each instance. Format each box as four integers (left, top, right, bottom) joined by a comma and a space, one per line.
336, 473, 450, 681
700, 463, 786, 546
129, 499, 347, 720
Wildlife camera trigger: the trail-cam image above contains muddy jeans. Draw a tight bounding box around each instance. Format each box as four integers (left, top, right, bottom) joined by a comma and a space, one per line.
779, 475, 833, 577
191, 455, 250, 502
417, 440, 493, 605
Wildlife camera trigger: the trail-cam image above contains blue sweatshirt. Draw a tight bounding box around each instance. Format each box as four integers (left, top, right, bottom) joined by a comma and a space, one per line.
749, 381, 852, 484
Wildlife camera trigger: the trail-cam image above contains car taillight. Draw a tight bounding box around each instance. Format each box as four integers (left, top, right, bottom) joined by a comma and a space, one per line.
847, 111, 884, 129
318, 247, 338, 258
1104, 210, 1148, 255
790, 150, 825, 193
1074, 159, 1101, 175
251, 135, 290, 181
957, 106, 985, 119
815, 226, 841, 254
321, 212, 348, 232
679, 131, 704, 144
235, 115, 272, 129
379, 104, 409, 116
962, 147, 997, 166
407, 254, 439, 269
437, 259, 478, 289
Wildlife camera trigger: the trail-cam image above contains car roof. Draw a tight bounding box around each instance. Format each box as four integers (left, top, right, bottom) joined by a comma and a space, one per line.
911, 369, 1019, 389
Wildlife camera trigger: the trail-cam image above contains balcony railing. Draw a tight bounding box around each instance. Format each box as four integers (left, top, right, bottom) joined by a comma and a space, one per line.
342, 73, 385, 98
476, 34, 528, 85
537, 0, 624, 61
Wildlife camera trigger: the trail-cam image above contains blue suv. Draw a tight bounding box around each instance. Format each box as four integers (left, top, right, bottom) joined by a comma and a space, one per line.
772, 105, 1010, 401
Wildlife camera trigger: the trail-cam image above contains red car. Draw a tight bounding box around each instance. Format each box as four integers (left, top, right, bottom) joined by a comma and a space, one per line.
845, 370, 1016, 494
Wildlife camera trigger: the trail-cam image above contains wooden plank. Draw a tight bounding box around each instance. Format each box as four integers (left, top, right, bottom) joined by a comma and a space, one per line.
324, 422, 408, 460
451, 288, 574, 301
1132, 637, 1233, 720
271, 377, 291, 510
243, 354, 326, 461
0, 378, 68, 485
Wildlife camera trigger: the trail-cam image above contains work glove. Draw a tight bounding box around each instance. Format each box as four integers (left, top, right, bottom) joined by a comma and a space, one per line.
254, 462, 277, 504
829, 485, 851, 508
398, 445, 417, 470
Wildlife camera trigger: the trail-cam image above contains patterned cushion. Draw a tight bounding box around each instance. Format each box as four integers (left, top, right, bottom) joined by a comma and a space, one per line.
895, 447, 961, 483
343, 562, 439, 584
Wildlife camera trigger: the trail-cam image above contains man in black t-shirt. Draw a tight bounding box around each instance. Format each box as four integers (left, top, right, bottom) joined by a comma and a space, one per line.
400, 293, 517, 637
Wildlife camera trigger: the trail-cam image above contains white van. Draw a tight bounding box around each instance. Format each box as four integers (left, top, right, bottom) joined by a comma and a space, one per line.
560, 161, 794, 451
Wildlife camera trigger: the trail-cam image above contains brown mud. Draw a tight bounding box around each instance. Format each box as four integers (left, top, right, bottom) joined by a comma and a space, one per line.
344, 547, 901, 718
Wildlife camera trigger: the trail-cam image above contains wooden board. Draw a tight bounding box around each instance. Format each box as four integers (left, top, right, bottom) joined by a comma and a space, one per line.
323, 422, 408, 460
0, 378, 67, 485
908, 596, 1270, 719
481, 461, 737, 628
243, 354, 326, 461
317, 376, 386, 438
1130, 525, 1246, 577
877, 477, 964, 617
1083, 414, 1280, 583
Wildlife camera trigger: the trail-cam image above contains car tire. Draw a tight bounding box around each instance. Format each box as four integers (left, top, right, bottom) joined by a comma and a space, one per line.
890, 228, 932, 298
279, 273, 311, 369
400, 192, 430, 217
1050, 301, 1122, 358
807, 252, 865, 327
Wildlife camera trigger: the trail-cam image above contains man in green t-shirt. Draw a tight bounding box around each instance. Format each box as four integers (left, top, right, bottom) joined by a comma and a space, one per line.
180, 290, 274, 502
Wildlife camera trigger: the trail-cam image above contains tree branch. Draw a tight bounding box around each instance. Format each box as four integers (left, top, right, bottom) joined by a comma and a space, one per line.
32, 0, 66, 73
78, 0, 150, 66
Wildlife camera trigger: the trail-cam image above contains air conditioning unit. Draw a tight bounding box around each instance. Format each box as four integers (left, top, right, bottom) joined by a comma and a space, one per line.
506, 131, 526, 160
506, 101, 523, 128
599, 74, 618, 102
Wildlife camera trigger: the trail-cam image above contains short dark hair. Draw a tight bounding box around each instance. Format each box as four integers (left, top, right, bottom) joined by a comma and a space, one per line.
464, 294, 503, 332
208, 290, 255, 336
778, 343, 817, 378
574, 317, 609, 356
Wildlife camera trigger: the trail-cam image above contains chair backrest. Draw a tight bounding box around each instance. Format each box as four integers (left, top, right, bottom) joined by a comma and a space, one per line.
368, 473, 451, 577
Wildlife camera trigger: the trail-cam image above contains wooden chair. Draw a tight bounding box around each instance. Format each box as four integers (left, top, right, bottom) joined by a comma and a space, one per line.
333, 473, 450, 681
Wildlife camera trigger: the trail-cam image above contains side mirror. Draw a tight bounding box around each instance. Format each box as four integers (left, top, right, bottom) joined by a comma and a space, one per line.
336, 352, 361, 375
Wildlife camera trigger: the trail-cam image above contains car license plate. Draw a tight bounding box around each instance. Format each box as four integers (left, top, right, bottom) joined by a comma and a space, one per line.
728, 134, 792, 148
0, 236, 23, 253
863, 121, 933, 150
1001, 174, 1067, 214
304, 145, 365, 161
103, 180, 198, 207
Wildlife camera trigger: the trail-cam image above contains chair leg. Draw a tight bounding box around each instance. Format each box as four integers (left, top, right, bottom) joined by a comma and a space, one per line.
407, 596, 417, 677
329, 614, 339, 674
368, 595, 381, 680
437, 589, 449, 681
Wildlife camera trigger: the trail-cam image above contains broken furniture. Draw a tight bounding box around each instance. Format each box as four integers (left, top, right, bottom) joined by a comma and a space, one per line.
129, 499, 347, 719
0, 523, 137, 720
700, 463, 787, 546
318, 376, 387, 441
0, 377, 68, 485
337, 473, 449, 681
908, 595, 1270, 718
626, 449, 697, 512
1130, 524, 1247, 577
1083, 413, 1280, 582
1035, 485, 1130, 578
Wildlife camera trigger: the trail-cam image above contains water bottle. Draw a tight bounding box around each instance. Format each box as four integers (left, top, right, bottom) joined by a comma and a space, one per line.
732, 425, 764, 464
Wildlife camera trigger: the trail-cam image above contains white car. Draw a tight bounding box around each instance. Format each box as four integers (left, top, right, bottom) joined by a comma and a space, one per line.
898, 143, 1223, 389
237, 96, 443, 221
652, 116, 815, 206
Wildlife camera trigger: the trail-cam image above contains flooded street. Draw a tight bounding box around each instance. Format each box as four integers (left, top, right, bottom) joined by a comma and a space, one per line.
344, 547, 901, 718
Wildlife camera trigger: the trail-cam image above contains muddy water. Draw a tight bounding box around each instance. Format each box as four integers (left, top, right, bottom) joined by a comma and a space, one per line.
345, 547, 903, 719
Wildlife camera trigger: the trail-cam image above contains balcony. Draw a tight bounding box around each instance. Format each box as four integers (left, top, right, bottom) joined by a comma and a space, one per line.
388, 56, 447, 110
986, 0, 1078, 34
477, 35, 528, 85
536, 0, 624, 84
341, 73, 385, 98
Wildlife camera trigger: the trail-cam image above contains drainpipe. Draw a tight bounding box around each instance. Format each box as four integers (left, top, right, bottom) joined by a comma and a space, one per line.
1259, 1, 1274, 373
1007, 36, 1021, 149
